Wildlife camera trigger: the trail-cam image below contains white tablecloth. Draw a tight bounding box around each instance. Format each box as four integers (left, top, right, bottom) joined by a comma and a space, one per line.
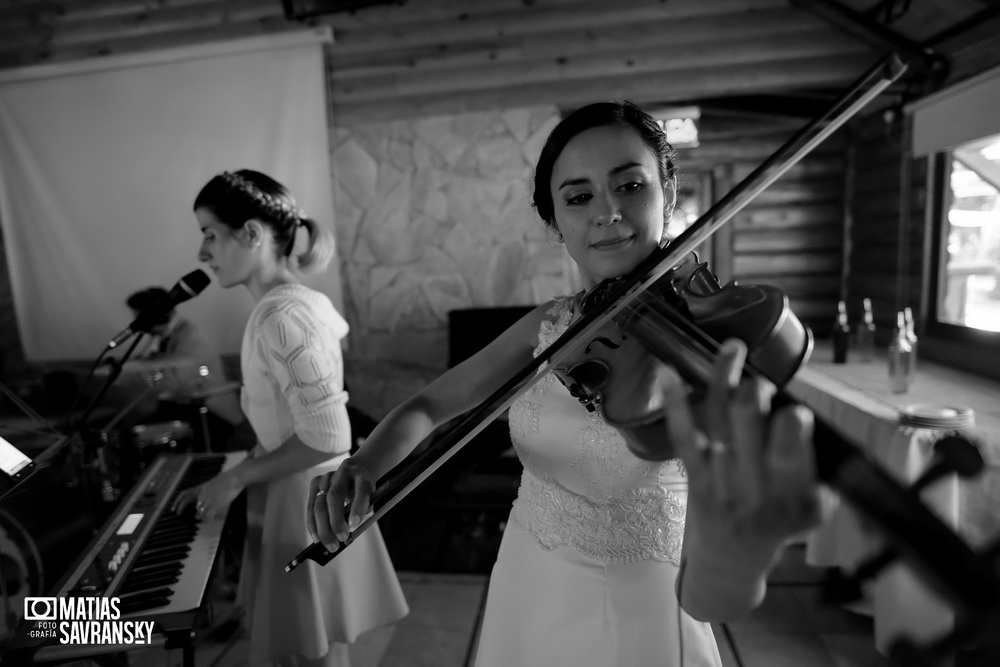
788, 346, 1000, 658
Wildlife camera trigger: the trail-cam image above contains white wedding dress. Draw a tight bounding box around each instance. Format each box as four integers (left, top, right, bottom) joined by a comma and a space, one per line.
473, 296, 723, 667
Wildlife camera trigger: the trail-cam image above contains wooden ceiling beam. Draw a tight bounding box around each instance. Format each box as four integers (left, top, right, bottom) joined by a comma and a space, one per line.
31, 1, 281, 48
787, 0, 947, 78
320, 0, 788, 31
330, 8, 827, 73
697, 94, 839, 119
331, 53, 873, 124
925, 5, 1000, 47
326, 0, 799, 53
0, 17, 296, 67
332, 31, 871, 104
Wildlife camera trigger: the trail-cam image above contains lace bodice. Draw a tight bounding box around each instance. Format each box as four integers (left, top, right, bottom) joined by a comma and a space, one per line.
508, 297, 687, 565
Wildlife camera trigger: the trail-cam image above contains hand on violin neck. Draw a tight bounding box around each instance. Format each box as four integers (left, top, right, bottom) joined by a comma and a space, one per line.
659, 338, 824, 616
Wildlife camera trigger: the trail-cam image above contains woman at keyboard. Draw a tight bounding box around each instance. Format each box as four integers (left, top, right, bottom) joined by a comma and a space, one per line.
174, 170, 408, 666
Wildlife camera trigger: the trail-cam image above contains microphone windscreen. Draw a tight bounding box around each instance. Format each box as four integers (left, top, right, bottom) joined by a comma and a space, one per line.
172, 269, 210, 303
181, 269, 210, 295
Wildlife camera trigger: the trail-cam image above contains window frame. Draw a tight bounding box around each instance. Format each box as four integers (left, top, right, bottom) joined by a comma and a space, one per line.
922, 152, 1000, 381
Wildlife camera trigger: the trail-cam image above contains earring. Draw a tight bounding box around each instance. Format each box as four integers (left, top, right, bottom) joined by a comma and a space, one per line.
554, 230, 564, 243
250, 238, 261, 248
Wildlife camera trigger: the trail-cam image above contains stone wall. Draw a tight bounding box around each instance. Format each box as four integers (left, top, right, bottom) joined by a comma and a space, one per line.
331, 106, 582, 419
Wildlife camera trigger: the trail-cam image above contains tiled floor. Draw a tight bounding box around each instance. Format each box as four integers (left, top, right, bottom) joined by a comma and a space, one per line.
115, 544, 902, 667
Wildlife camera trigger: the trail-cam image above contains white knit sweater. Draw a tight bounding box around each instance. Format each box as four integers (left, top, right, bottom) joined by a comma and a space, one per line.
240, 284, 351, 467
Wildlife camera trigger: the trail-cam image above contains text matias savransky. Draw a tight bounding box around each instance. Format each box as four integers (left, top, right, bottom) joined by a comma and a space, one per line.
24, 596, 156, 645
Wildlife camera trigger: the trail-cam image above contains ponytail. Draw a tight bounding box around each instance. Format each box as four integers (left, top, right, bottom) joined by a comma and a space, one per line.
296, 216, 335, 273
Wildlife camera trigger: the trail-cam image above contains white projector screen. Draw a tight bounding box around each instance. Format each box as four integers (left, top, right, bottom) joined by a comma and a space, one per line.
0, 28, 341, 361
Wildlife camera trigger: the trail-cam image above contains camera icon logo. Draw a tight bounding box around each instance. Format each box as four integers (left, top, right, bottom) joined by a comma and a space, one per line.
23, 597, 58, 621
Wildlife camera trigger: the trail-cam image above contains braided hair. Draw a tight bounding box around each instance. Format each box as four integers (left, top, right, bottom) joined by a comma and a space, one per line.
193, 169, 334, 273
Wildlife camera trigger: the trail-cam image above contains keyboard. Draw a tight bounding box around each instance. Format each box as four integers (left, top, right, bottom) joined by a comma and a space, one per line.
5, 451, 246, 664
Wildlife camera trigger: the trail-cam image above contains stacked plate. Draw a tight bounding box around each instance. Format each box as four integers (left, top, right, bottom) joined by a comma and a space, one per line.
898, 404, 976, 430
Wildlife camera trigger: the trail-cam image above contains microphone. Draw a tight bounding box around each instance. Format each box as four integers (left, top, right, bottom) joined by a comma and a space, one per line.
107, 270, 211, 349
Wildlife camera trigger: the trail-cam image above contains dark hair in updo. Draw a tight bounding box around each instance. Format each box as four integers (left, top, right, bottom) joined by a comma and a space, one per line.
193, 169, 333, 272
531, 100, 678, 228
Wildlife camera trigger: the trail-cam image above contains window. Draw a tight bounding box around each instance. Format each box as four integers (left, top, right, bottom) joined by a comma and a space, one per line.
925, 137, 1000, 379
937, 135, 1000, 332
905, 65, 1000, 379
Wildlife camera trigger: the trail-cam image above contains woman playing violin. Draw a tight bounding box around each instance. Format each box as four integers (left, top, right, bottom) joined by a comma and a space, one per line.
308, 100, 824, 667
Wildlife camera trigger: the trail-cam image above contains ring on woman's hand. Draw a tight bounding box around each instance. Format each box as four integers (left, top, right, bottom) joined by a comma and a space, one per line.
315, 489, 329, 497
695, 433, 727, 454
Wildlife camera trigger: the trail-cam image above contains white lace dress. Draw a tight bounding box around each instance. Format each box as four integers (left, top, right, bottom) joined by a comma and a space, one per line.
473, 296, 723, 667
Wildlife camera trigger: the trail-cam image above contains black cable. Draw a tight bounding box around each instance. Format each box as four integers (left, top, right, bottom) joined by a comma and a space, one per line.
677, 556, 686, 667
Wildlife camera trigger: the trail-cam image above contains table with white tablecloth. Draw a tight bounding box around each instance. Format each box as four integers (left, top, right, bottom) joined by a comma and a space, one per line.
788, 345, 1000, 658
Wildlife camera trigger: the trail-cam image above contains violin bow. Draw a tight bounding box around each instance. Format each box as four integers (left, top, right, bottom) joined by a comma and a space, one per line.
290, 52, 1000, 662
289, 54, 906, 568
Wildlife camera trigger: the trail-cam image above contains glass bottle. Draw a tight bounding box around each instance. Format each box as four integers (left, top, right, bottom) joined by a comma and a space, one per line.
888, 311, 912, 394
904, 306, 918, 374
855, 297, 876, 362
832, 300, 850, 363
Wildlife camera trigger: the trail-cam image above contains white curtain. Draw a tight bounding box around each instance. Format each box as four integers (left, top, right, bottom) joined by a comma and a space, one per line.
0, 28, 340, 360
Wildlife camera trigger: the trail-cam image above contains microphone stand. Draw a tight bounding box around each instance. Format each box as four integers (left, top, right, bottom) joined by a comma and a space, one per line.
69, 334, 147, 522
75, 334, 145, 433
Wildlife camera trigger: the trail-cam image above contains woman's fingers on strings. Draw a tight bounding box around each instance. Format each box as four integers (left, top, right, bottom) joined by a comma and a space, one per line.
766, 404, 816, 484
766, 404, 822, 530
699, 339, 747, 502
657, 365, 705, 477
726, 375, 776, 512
705, 338, 745, 431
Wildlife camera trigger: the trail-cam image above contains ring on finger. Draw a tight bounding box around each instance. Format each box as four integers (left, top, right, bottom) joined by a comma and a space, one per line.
315, 489, 329, 497
695, 432, 727, 454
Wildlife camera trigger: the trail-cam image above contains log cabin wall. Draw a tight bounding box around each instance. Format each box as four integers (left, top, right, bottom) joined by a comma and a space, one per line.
686, 113, 849, 333
1, 0, 996, 417
845, 111, 926, 346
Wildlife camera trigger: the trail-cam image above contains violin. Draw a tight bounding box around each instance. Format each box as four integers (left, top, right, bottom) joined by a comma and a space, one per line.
287, 54, 1000, 664
552, 253, 812, 461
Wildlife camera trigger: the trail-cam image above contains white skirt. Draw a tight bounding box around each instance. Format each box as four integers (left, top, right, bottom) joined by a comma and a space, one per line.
238, 466, 409, 663
473, 518, 722, 667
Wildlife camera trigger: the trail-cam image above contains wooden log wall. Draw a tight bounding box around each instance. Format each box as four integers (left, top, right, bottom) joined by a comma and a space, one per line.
845, 112, 925, 343
682, 112, 849, 335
